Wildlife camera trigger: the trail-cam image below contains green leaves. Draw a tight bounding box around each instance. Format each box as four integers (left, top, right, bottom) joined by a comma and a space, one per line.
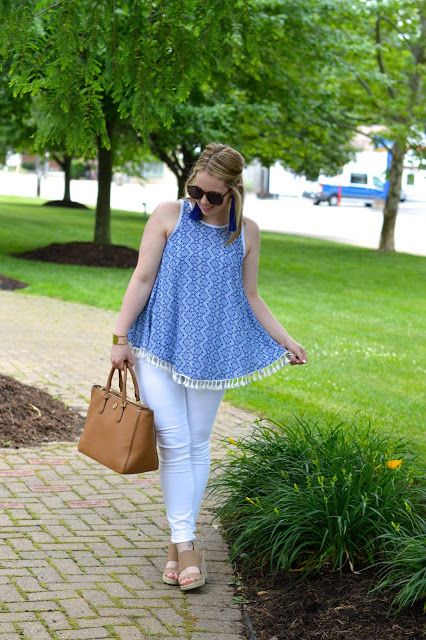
209, 415, 425, 578
370, 528, 426, 613
0, 0, 251, 154
2, 0, 425, 201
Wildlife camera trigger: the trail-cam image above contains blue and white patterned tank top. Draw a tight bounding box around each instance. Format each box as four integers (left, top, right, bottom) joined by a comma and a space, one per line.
127, 198, 291, 389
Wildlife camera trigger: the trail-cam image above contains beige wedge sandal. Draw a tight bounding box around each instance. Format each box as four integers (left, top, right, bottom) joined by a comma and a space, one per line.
177, 547, 207, 592
162, 542, 179, 585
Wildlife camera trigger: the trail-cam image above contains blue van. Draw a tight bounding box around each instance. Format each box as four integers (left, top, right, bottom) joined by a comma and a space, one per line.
309, 171, 406, 206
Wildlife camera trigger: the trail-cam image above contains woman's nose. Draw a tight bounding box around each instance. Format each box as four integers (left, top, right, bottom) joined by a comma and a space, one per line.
200, 194, 209, 205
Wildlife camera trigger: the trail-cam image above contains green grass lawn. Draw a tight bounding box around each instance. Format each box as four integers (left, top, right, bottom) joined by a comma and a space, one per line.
1, 196, 425, 464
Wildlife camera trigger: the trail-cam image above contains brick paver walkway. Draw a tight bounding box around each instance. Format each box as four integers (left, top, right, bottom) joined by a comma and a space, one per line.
1, 290, 259, 640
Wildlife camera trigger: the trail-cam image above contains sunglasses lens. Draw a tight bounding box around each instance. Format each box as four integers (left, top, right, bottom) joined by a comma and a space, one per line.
188, 185, 227, 205
188, 185, 203, 200
207, 192, 223, 205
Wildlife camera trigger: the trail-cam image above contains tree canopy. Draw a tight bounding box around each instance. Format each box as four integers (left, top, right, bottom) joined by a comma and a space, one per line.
0, 0, 255, 242
2, 1, 424, 251
1, 1, 252, 153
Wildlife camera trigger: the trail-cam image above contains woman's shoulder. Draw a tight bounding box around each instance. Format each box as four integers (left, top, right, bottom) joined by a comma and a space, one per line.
242, 216, 260, 255
152, 199, 181, 218
243, 216, 259, 233
150, 200, 183, 238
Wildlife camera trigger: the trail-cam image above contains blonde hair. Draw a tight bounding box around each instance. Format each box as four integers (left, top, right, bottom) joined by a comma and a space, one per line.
184, 143, 245, 246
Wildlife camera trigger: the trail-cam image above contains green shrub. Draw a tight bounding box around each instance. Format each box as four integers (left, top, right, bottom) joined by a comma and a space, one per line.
369, 528, 426, 613
208, 416, 424, 575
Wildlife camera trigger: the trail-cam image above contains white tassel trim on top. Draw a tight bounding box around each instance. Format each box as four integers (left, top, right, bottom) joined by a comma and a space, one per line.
128, 343, 292, 390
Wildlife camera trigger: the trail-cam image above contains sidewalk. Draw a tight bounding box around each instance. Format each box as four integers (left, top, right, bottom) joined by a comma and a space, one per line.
1, 290, 257, 640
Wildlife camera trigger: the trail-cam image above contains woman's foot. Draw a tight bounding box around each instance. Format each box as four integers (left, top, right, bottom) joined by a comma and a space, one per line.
177, 541, 207, 591
164, 561, 179, 582
176, 541, 199, 586
162, 542, 179, 585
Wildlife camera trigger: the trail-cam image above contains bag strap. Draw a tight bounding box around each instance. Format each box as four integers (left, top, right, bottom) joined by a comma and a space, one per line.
105, 362, 142, 405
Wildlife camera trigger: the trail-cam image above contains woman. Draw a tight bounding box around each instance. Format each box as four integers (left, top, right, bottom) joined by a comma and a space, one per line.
111, 143, 307, 592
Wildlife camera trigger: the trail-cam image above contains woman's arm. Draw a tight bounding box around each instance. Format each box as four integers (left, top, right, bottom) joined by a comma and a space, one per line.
242, 218, 307, 365
114, 201, 179, 335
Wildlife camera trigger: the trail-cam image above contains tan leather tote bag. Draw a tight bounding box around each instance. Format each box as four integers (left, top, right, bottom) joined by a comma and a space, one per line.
78, 362, 158, 474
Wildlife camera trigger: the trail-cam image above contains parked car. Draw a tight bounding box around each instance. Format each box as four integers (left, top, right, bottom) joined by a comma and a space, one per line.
304, 171, 406, 206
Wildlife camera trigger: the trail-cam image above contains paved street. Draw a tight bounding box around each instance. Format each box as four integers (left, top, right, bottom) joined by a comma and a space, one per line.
243, 195, 426, 257
0, 290, 257, 640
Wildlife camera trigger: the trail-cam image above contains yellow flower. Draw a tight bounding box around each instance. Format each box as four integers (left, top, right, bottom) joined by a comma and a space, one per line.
227, 437, 238, 445
386, 459, 403, 469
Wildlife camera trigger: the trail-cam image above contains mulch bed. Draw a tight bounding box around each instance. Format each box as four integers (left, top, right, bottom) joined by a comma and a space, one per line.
11, 241, 138, 268
43, 199, 88, 209
1, 279, 85, 448
234, 560, 425, 640
0, 373, 84, 448
0, 274, 28, 290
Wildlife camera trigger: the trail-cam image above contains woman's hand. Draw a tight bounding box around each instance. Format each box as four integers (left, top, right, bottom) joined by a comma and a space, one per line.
111, 344, 135, 370
281, 337, 307, 366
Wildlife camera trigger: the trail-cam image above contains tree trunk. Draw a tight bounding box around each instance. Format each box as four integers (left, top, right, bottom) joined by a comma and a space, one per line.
95, 129, 113, 245
177, 170, 190, 199
148, 135, 196, 199
62, 155, 72, 201
176, 147, 198, 198
379, 141, 405, 252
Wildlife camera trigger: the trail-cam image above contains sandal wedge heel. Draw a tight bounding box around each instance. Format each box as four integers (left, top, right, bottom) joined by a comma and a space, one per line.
178, 548, 207, 592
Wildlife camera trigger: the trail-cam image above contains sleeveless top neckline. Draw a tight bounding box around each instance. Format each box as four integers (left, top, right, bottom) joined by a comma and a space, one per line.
199, 220, 228, 228
127, 198, 292, 389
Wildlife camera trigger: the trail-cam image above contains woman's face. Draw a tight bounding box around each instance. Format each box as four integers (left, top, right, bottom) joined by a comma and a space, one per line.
190, 170, 231, 218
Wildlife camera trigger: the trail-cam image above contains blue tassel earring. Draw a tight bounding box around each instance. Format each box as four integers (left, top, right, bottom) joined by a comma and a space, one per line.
228, 195, 237, 232
190, 195, 237, 231
189, 201, 202, 221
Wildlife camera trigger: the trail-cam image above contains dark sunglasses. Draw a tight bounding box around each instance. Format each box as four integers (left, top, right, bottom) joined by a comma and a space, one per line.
187, 184, 229, 205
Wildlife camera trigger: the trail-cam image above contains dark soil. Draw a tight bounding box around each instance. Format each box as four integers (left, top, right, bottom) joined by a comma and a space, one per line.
0, 374, 85, 448
11, 241, 138, 268
43, 199, 89, 209
235, 561, 425, 640
0, 274, 28, 290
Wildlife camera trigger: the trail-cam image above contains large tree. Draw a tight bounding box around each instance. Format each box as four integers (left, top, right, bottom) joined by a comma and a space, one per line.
0, 71, 87, 205
327, 0, 426, 251
148, 84, 355, 199
148, 1, 358, 197
1, 1, 363, 237
110, 0, 426, 255
0, 0, 251, 244
150, 0, 426, 252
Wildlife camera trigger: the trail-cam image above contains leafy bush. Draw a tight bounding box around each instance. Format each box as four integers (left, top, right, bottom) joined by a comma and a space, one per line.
369, 528, 426, 613
208, 416, 424, 576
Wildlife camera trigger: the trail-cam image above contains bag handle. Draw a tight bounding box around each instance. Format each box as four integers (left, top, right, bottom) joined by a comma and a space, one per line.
105, 361, 142, 405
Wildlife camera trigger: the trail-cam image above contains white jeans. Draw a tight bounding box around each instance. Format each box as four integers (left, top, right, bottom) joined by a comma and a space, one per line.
133, 358, 225, 543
